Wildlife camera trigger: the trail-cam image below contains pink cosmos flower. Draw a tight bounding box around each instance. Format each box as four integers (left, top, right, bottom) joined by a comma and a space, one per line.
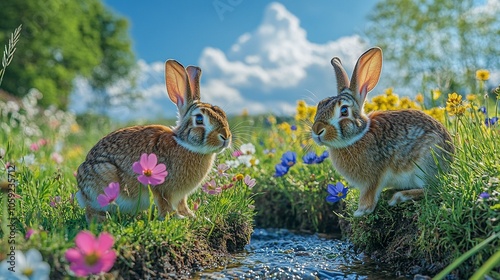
29, 143, 39, 152
37, 138, 48, 146
51, 152, 63, 164
132, 153, 168, 186
202, 179, 222, 195
65, 231, 116, 277
232, 150, 243, 157
244, 175, 256, 188
216, 163, 230, 177
97, 182, 120, 207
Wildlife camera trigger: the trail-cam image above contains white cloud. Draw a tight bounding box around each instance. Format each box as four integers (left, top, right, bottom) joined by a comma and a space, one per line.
69, 2, 370, 121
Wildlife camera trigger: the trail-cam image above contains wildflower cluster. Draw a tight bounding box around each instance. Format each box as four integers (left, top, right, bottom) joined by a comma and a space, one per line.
295, 100, 317, 123
274, 151, 297, 177
445, 92, 466, 116
202, 163, 256, 195
0, 89, 79, 167
302, 150, 329, 164
226, 143, 259, 168
364, 88, 421, 112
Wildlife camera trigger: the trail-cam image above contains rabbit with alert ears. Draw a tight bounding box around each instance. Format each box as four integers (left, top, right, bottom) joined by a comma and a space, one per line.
76, 60, 231, 223
311, 47, 455, 217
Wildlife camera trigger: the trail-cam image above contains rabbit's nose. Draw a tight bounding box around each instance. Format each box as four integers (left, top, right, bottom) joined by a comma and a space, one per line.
312, 122, 326, 136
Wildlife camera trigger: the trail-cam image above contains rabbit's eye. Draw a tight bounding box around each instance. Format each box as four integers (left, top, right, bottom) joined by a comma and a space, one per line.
195, 114, 204, 125
340, 105, 349, 117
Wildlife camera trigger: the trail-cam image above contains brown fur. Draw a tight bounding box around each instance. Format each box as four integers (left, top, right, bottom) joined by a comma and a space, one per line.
76, 60, 231, 222
312, 47, 455, 216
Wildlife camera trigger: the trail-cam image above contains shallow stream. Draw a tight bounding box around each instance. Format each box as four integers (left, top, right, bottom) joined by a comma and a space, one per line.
194, 228, 409, 279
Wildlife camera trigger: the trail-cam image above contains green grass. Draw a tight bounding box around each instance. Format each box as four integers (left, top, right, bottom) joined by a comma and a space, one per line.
0, 91, 255, 278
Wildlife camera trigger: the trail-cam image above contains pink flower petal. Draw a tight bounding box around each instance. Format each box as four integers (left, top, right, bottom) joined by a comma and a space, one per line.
65, 248, 83, 263
137, 175, 150, 186
132, 161, 143, 174
148, 176, 163, 186
139, 153, 149, 169
96, 232, 115, 251
152, 163, 166, 174
75, 231, 97, 254
146, 153, 158, 170
99, 250, 117, 272
97, 194, 110, 207
70, 262, 91, 277
104, 182, 120, 199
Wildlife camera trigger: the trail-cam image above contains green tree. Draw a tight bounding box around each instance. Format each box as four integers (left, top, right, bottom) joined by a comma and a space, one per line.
0, 0, 135, 109
366, 0, 500, 93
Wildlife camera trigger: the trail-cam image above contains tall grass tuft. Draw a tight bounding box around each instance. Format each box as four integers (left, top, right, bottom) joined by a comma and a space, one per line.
0, 24, 22, 86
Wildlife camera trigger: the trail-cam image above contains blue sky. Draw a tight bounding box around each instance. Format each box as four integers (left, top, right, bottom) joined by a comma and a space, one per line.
72, 1, 380, 120
102, 1, 376, 65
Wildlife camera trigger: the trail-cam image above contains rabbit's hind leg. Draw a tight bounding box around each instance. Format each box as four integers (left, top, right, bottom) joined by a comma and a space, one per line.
388, 189, 424, 206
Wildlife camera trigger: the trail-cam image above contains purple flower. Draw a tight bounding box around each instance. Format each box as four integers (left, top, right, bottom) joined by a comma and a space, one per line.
315, 151, 329, 163
274, 164, 289, 177
326, 182, 348, 203
290, 124, 297, 131
202, 179, 222, 195
280, 151, 297, 167
97, 182, 120, 207
479, 192, 490, 199
485, 117, 498, 127
302, 152, 318, 164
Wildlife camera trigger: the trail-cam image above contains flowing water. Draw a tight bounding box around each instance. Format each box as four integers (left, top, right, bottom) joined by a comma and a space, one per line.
194, 228, 410, 280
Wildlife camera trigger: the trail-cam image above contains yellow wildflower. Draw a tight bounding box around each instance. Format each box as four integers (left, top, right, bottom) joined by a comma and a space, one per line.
306, 106, 317, 122
277, 122, 292, 134
233, 174, 244, 181
446, 92, 466, 116
267, 115, 276, 125
70, 123, 80, 133
476, 69, 490, 81
424, 107, 445, 123
432, 89, 441, 101
466, 94, 477, 102
415, 93, 424, 104
399, 97, 421, 110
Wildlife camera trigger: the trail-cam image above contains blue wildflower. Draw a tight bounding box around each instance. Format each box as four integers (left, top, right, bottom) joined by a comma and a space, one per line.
280, 151, 297, 167
315, 151, 329, 163
290, 124, 297, 131
485, 117, 498, 127
326, 182, 348, 203
274, 163, 289, 177
479, 106, 487, 115
302, 152, 318, 164
479, 192, 490, 199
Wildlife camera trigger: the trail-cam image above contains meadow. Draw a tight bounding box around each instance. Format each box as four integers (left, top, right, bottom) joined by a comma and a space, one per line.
0, 37, 499, 279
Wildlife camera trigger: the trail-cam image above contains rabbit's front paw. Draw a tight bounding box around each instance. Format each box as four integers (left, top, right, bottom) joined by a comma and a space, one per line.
353, 205, 375, 217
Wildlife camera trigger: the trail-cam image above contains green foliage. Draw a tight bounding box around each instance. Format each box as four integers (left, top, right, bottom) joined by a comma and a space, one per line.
367, 0, 500, 93
0, 94, 254, 277
0, 0, 135, 109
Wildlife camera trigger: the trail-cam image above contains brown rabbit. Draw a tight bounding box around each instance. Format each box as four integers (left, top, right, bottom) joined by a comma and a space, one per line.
76, 60, 231, 222
311, 47, 454, 217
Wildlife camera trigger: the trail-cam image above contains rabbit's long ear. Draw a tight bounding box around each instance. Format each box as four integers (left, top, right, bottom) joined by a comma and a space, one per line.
186, 66, 201, 101
349, 47, 382, 106
331, 57, 350, 94
165, 60, 192, 116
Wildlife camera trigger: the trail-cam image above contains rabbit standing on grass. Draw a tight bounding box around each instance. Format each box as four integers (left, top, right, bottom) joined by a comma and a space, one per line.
76, 60, 231, 223
311, 47, 455, 217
